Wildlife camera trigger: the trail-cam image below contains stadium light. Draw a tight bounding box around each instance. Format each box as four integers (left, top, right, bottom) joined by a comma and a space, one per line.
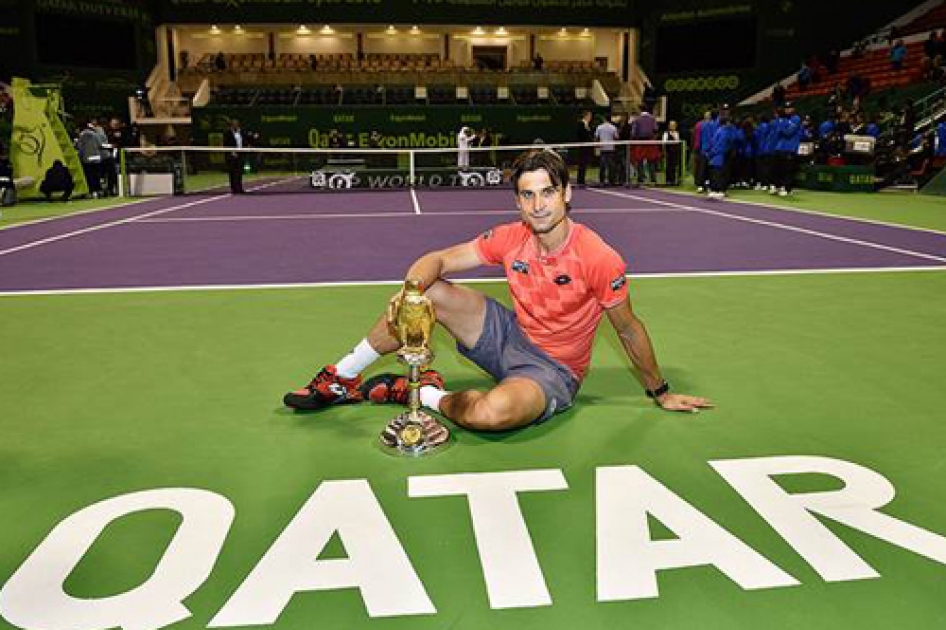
297, 24, 310, 35
321, 25, 334, 34
558, 28, 568, 36
234, 25, 244, 34
209, 25, 221, 35
495, 27, 507, 35
580, 28, 590, 37
410, 25, 420, 35
472, 26, 485, 35
386, 25, 397, 35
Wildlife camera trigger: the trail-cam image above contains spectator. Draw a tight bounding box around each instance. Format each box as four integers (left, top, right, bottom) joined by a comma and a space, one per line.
852, 39, 867, 59
39, 159, 75, 201
890, 40, 907, 71
616, 114, 631, 185
309, 54, 318, 71
76, 120, 105, 198
754, 114, 774, 190
825, 49, 840, 75
661, 120, 681, 185
223, 118, 246, 194
798, 59, 814, 90
936, 115, 946, 157
922, 31, 944, 81
692, 110, 712, 192
900, 100, 917, 146
215, 51, 227, 71
772, 101, 802, 197
772, 82, 786, 108
887, 25, 901, 45
532, 53, 544, 71
706, 108, 737, 199
924, 31, 939, 62
594, 115, 619, 186
0, 152, 14, 208
827, 82, 844, 111
630, 105, 659, 185
698, 108, 721, 192
575, 110, 594, 186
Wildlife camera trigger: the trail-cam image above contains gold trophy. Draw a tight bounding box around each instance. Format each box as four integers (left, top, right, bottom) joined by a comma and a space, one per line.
379, 279, 451, 456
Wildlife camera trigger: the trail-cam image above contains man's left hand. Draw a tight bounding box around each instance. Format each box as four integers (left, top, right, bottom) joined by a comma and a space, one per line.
656, 393, 714, 413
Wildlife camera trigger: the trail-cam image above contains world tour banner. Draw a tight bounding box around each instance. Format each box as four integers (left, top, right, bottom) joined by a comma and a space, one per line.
158, 0, 633, 27
193, 105, 595, 148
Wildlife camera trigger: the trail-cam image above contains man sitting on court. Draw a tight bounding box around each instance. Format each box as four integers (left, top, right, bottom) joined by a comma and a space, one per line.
40, 160, 75, 202
284, 149, 711, 430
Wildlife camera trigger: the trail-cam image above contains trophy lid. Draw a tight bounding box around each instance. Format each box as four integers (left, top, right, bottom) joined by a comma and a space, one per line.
404, 278, 424, 294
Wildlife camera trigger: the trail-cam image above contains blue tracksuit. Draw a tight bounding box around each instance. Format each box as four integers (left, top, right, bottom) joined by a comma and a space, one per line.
775, 114, 802, 154
708, 123, 738, 167
700, 118, 719, 157
760, 120, 780, 155
936, 122, 946, 157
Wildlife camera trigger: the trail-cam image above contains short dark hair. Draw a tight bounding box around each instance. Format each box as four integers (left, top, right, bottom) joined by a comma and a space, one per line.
511, 148, 569, 192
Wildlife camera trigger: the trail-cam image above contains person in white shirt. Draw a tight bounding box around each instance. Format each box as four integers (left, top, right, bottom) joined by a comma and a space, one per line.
661, 120, 682, 185
457, 127, 476, 169
594, 117, 619, 186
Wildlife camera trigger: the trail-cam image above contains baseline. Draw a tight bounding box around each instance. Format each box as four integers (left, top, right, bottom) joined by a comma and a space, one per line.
135, 207, 680, 224
2, 265, 944, 298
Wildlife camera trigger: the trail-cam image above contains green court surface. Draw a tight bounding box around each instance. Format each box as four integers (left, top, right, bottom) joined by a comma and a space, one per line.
2, 268, 946, 628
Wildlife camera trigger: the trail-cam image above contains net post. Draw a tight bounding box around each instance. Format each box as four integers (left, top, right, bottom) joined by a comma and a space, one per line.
409, 149, 416, 187
624, 141, 632, 189
682, 140, 688, 187
181, 148, 188, 194
119, 148, 127, 198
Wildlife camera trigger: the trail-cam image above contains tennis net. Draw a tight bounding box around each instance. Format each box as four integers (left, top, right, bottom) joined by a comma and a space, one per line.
120, 140, 686, 196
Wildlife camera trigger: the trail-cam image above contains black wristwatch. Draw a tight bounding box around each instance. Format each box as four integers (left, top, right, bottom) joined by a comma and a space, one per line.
645, 380, 670, 399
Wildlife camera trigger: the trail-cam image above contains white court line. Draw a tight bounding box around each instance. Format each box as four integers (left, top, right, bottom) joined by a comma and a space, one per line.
136, 206, 678, 223
636, 185, 946, 238
0, 176, 278, 234
590, 188, 946, 264
410, 188, 422, 215
0, 196, 157, 233
0, 179, 289, 258
2, 265, 945, 297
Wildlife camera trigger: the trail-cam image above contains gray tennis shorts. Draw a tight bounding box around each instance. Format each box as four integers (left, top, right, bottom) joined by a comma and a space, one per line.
457, 297, 580, 424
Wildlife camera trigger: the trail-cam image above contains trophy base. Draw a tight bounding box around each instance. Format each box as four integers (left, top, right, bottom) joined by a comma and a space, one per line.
380, 410, 450, 456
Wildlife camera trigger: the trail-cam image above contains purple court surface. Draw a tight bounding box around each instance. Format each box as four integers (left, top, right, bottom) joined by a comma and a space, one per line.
1, 185, 945, 293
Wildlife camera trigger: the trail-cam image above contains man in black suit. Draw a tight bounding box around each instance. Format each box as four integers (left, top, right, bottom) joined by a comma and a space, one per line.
576, 110, 594, 187
223, 119, 246, 194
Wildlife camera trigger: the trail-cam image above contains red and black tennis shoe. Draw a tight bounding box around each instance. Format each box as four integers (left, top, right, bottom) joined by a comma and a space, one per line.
283, 364, 364, 410
361, 370, 445, 406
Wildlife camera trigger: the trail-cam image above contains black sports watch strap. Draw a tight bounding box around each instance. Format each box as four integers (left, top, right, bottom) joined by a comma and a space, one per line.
645, 380, 670, 399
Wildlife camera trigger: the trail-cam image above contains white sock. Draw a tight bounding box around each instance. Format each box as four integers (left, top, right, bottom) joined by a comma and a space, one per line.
419, 385, 448, 412
335, 339, 381, 379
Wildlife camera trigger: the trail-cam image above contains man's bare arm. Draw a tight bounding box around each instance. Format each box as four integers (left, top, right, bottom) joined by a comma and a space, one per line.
404, 240, 483, 287
605, 299, 713, 412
